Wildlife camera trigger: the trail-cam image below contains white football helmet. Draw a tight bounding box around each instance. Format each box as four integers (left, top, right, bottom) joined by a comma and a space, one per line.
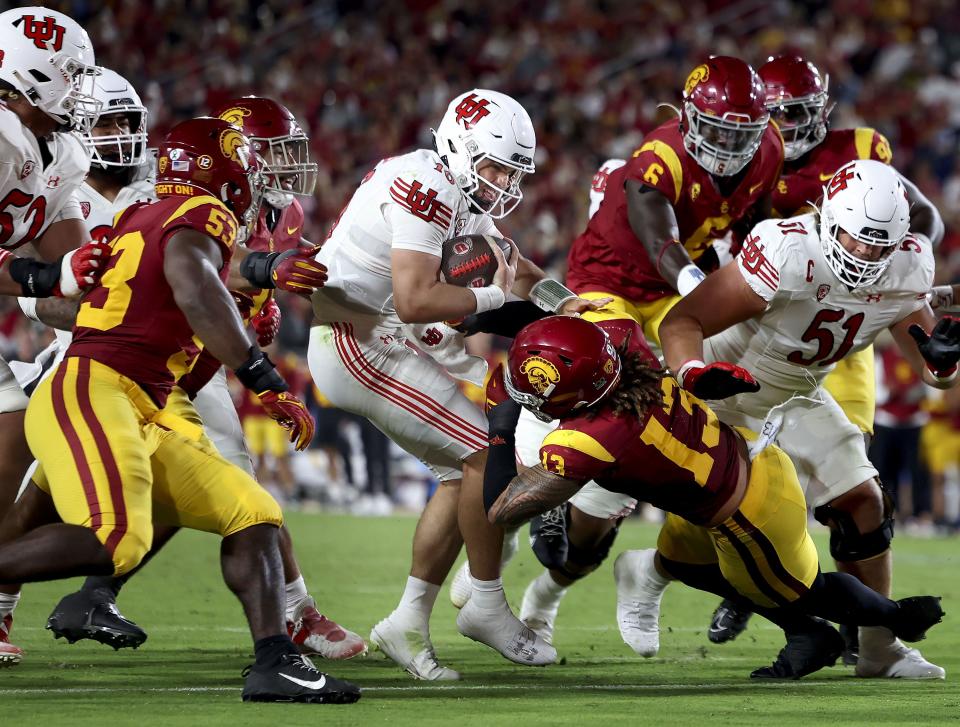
83, 67, 148, 168
0, 7, 100, 132
819, 159, 910, 289
433, 89, 535, 219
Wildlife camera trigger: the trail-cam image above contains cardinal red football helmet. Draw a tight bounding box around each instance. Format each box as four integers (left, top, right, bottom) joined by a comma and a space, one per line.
759, 55, 831, 161
680, 56, 769, 177
505, 316, 621, 421
156, 117, 264, 236
214, 96, 317, 204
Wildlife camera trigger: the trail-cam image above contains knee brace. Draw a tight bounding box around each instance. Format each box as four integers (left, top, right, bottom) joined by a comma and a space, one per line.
554, 518, 622, 582
813, 481, 894, 562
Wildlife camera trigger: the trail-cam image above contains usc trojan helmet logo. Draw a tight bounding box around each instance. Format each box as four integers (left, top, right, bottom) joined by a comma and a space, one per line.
219, 129, 249, 168
684, 64, 710, 96
519, 356, 560, 395
218, 106, 251, 130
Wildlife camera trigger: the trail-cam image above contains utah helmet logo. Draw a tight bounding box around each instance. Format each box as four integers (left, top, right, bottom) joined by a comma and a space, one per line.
826, 163, 856, 200
15, 15, 66, 52
519, 356, 561, 395
684, 64, 710, 96
219, 129, 249, 167
218, 106, 251, 130
453, 239, 472, 255
454, 93, 491, 130
816, 283, 831, 302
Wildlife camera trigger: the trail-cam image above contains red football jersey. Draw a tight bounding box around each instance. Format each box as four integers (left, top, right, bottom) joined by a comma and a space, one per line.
68, 194, 239, 407
538, 319, 743, 525
566, 119, 783, 302
772, 127, 892, 217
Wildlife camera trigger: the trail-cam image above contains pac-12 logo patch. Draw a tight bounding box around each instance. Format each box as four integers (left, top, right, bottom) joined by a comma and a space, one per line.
520, 356, 560, 395
816, 284, 831, 302
80, 201, 91, 219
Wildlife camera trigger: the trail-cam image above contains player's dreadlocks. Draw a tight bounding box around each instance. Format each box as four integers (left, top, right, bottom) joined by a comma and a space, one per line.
589, 343, 665, 421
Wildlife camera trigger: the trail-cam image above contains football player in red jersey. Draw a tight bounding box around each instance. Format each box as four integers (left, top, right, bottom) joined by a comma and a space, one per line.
700, 56, 946, 668
42, 98, 365, 661
481, 315, 944, 679
0, 117, 359, 703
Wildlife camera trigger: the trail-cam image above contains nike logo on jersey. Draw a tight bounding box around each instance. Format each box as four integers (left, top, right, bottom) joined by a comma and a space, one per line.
286, 226, 299, 235
279, 672, 327, 690
819, 172, 834, 181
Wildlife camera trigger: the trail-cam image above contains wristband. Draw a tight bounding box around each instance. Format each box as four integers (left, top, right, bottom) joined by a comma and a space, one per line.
529, 278, 577, 313
470, 284, 506, 314
239, 251, 279, 289
675, 359, 705, 388
18, 296, 40, 323
930, 364, 959, 384
8, 256, 60, 298
676, 264, 707, 297
234, 346, 288, 393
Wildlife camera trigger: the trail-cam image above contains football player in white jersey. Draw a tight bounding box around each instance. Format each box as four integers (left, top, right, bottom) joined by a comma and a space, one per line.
6, 78, 366, 662
309, 89, 603, 678
0, 6, 113, 666
588, 158, 626, 219
634, 159, 956, 679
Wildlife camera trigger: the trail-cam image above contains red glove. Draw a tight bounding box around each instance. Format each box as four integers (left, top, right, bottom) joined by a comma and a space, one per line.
252, 298, 281, 347
485, 363, 512, 413
258, 390, 315, 451
57, 239, 112, 297
271, 244, 327, 295
677, 359, 760, 400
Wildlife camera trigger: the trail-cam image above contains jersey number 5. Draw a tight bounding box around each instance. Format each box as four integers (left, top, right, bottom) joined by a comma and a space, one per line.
786, 309, 865, 367
75, 231, 145, 331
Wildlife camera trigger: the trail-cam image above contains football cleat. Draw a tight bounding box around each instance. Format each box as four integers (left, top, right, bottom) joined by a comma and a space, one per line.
46, 588, 147, 650
529, 504, 569, 571
370, 613, 460, 681
856, 641, 946, 680
449, 561, 472, 609
889, 596, 945, 643
0, 614, 23, 668
241, 653, 361, 703
287, 597, 367, 660
456, 597, 557, 666
708, 598, 753, 644
518, 578, 562, 644
750, 620, 844, 680
614, 549, 666, 658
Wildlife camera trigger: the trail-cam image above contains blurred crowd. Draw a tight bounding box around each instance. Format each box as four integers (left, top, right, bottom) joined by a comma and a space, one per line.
3, 0, 960, 523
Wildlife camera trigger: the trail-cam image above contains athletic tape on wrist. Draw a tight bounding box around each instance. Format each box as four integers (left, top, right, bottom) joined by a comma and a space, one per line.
676, 264, 707, 297
470, 284, 506, 314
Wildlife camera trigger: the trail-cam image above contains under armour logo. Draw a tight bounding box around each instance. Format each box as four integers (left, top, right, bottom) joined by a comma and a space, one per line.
865, 293, 883, 303
420, 327, 444, 347
47, 175, 61, 188
16, 15, 66, 52
454, 93, 491, 130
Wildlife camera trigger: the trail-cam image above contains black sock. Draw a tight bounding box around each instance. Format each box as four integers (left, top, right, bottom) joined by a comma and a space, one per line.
81, 575, 124, 599
794, 571, 898, 627
254, 634, 299, 668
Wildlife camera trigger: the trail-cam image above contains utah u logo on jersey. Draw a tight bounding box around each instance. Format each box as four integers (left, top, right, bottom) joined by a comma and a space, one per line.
15, 15, 65, 52
389, 178, 453, 228
419, 327, 444, 347
454, 93, 491, 130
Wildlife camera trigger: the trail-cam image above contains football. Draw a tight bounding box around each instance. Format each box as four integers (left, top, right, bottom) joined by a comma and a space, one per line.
440, 234, 513, 288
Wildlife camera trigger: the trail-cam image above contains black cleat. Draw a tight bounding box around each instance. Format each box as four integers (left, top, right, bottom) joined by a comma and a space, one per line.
891, 596, 945, 643
708, 599, 753, 644
46, 588, 147, 650
529, 504, 569, 571
750, 620, 844, 680
839, 623, 859, 666
242, 653, 361, 704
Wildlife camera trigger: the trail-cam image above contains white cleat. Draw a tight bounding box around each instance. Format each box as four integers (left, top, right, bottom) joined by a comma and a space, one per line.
370, 613, 460, 681
457, 598, 557, 666
519, 579, 561, 645
614, 549, 666, 658
856, 642, 946, 680
449, 561, 472, 609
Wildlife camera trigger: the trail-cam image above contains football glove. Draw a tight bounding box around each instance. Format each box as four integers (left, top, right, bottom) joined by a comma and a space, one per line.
677, 359, 760, 400
258, 390, 316, 451
240, 245, 327, 294
252, 298, 281, 347
908, 316, 960, 378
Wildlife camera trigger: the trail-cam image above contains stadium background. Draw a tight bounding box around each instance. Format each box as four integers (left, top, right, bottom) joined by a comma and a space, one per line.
3, 0, 960, 519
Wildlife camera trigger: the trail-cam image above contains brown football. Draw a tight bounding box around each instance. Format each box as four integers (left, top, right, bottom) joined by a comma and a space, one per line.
439, 234, 512, 288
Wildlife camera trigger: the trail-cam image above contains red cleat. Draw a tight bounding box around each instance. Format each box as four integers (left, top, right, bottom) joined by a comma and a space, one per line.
0, 614, 23, 667
287, 598, 367, 660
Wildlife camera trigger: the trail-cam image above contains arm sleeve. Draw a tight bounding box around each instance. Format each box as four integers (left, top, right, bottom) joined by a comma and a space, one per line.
49, 191, 83, 223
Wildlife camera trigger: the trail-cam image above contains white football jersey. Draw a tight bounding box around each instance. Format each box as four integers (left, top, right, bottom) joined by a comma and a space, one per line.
76, 174, 156, 240
706, 212, 934, 391
588, 158, 626, 219
312, 149, 498, 322
0, 105, 89, 250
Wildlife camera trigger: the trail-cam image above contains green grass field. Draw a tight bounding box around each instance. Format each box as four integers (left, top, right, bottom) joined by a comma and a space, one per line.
2, 513, 957, 726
